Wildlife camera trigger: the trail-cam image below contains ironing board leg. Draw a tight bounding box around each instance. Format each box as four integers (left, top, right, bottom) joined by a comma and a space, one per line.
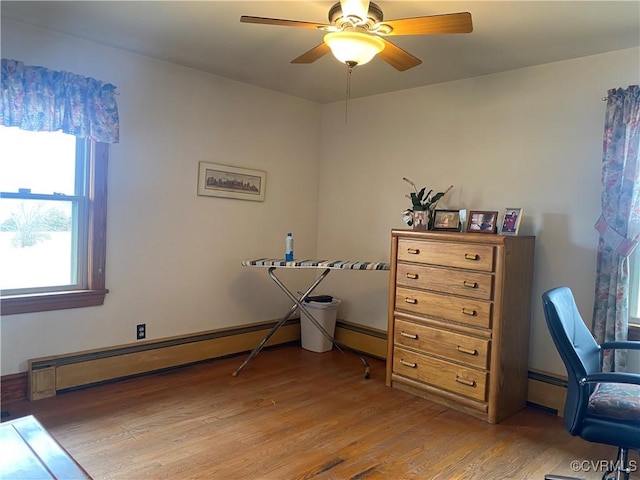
232, 267, 331, 377
267, 267, 370, 380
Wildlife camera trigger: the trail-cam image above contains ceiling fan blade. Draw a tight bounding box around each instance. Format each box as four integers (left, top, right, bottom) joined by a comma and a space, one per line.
291, 43, 331, 64
383, 12, 473, 36
240, 16, 329, 30
378, 38, 422, 71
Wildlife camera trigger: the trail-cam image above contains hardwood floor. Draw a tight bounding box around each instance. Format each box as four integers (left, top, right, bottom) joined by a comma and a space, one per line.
2, 345, 637, 479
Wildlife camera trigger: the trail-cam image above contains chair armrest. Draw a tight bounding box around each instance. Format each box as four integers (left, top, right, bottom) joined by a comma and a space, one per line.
599, 340, 640, 351
581, 372, 640, 386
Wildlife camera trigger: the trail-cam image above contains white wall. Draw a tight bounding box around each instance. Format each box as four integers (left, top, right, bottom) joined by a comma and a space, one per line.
316, 47, 640, 376
2, 19, 638, 379
0, 20, 323, 375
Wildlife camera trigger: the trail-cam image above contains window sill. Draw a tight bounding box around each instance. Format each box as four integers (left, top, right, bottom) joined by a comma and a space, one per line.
0, 290, 109, 315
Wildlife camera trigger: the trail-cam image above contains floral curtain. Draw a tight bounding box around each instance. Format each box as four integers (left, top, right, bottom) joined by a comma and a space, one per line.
1, 58, 119, 143
592, 85, 640, 372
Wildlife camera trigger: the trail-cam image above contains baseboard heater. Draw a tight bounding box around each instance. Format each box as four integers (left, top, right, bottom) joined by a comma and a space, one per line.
27, 318, 387, 401
27, 318, 565, 411
28, 318, 301, 400
333, 319, 387, 359
526, 369, 568, 415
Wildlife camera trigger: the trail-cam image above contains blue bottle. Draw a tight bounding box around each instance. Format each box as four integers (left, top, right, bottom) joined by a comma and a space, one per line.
285, 232, 294, 262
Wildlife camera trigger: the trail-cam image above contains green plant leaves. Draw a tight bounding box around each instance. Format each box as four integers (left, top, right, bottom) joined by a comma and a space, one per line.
404, 178, 452, 213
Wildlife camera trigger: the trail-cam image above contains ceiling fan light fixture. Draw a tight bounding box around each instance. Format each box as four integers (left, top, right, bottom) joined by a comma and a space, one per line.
340, 0, 370, 22
324, 31, 385, 66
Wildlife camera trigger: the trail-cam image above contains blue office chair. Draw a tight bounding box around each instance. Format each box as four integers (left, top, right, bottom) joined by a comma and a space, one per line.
542, 287, 640, 480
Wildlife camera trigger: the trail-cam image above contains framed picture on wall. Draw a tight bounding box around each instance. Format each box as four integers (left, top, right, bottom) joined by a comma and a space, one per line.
500, 208, 523, 235
197, 162, 266, 201
467, 211, 499, 234
432, 210, 461, 231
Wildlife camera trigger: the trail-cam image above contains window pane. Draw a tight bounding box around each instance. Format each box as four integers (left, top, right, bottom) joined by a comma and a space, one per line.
0, 128, 77, 195
0, 199, 76, 291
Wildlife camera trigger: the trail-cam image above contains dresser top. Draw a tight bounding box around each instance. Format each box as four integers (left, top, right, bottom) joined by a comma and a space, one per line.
392, 229, 535, 245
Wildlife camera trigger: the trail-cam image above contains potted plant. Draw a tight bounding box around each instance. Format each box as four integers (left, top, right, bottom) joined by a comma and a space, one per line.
402, 177, 453, 230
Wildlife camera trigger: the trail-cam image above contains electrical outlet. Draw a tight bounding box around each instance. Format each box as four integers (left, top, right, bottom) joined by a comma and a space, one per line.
136, 323, 146, 340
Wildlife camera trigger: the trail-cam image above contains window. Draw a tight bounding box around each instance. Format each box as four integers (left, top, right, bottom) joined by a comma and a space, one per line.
0, 127, 108, 315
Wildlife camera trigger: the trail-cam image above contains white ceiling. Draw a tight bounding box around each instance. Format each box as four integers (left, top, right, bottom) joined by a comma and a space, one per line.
2, 1, 639, 104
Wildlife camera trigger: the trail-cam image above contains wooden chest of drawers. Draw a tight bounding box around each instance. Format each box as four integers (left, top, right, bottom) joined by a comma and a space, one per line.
386, 230, 535, 424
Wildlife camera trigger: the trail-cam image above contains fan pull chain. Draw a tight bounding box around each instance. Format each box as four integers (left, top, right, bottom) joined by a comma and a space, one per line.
345, 63, 354, 124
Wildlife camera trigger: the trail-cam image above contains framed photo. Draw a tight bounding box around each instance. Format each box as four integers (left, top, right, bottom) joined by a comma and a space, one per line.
467, 211, 499, 234
432, 209, 461, 231
197, 162, 266, 201
501, 208, 523, 235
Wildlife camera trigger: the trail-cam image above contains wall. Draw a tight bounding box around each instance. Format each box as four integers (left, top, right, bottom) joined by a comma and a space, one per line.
316, 47, 640, 376
2, 19, 638, 379
1, 20, 322, 375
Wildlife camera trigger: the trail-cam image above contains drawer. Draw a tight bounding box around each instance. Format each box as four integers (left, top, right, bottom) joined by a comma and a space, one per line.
397, 238, 495, 272
396, 286, 492, 329
396, 262, 493, 300
393, 346, 488, 401
394, 318, 490, 369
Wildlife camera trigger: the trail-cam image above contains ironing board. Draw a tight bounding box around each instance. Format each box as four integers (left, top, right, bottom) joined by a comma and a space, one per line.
234, 258, 390, 378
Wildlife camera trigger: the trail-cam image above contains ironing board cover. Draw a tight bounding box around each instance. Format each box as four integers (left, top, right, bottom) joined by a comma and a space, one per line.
242, 258, 390, 270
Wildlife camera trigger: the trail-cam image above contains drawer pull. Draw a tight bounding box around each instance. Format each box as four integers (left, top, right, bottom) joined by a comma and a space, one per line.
462, 307, 477, 316
457, 346, 478, 356
400, 331, 418, 340
404, 297, 418, 305
405, 272, 419, 280
407, 248, 420, 255
455, 376, 476, 387
463, 281, 478, 289
464, 253, 479, 261
400, 359, 417, 368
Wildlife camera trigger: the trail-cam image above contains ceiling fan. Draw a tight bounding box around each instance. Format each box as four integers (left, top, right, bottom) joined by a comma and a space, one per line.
240, 0, 473, 71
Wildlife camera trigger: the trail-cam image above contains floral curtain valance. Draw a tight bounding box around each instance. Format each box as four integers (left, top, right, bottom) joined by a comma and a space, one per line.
1, 58, 119, 143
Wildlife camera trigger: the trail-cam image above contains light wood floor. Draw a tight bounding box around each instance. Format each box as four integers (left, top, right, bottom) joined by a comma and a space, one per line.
2, 345, 637, 479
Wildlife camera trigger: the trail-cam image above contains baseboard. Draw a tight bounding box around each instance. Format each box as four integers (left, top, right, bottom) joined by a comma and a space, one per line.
6, 319, 568, 412
4, 318, 388, 403
335, 320, 387, 359
27, 319, 301, 401
527, 369, 567, 416
23, 318, 389, 402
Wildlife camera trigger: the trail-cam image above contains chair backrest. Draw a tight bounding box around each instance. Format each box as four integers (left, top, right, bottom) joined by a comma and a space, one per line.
541, 286, 601, 434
